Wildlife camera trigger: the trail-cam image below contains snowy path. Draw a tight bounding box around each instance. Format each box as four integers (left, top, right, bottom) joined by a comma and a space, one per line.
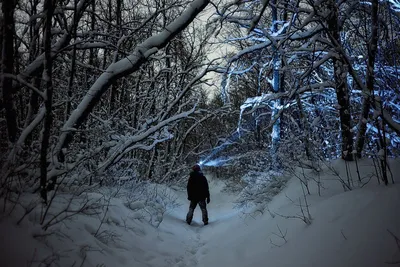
158, 168, 400, 267
160, 177, 240, 267
1, 161, 400, 267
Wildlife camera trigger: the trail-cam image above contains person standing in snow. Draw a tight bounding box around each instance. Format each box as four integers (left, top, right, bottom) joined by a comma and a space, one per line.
186, 164, 210, 225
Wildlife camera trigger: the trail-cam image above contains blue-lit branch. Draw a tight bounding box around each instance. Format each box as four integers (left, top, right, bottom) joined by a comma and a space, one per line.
199, 130, 241, 167
389, 0, 400, 12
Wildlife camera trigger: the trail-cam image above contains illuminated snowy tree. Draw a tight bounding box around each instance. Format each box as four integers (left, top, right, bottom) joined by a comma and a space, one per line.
211, 0, 400, 168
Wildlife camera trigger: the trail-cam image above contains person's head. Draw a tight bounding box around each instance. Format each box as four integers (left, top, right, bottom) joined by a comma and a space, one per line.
192, 164, 201, 172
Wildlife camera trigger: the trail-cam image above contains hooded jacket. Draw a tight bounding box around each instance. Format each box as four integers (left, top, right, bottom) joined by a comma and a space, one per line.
187, 170, 210, 202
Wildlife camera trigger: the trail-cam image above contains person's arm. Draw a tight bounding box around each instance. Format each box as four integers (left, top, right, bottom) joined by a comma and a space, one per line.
187, 177, 193, 201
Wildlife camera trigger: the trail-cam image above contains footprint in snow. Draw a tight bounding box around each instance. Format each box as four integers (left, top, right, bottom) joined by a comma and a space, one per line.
201, 248, 209, 255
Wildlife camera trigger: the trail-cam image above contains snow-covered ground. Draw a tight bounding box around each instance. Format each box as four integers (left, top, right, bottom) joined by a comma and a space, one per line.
1, 159, 400, 267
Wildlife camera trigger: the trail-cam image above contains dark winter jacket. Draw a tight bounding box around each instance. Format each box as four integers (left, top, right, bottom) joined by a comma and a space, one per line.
187, 170, 210, 202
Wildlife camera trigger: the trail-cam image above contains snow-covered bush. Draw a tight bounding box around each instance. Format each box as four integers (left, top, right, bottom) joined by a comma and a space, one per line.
234, 171, 290, 216
124, 182, 181, 227
101, 158, 141, 186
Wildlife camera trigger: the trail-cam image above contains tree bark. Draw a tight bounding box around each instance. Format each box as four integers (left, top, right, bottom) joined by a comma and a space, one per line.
270, 0, 282, 170
65, 0, 78, 121
296, 95, 313, 160
1, 0, 18, 143
326, 0, 354, 161
108, 0, 120, 114
355, 0, 379, 158
40, 0, 56, 203
24, 0, 42, 143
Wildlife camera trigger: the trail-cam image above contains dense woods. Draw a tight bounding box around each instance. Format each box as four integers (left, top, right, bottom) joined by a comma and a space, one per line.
1, 0, 399, 212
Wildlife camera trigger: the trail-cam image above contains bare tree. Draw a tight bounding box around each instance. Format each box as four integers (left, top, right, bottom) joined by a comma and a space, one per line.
1, 0, 18, 143
54, 0, 211, 160
39, 0, 56, 203
355, 0, 380, 158
324, 0, 354, 161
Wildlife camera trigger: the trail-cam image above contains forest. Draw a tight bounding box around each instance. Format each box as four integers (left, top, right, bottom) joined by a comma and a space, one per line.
1, 0, 400, 265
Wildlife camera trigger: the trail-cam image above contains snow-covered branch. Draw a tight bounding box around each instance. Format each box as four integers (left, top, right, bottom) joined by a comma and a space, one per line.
3, 73, 46, 99
17, 0, 90, 80
97, 105, 197, 173
54, 0, 210, 157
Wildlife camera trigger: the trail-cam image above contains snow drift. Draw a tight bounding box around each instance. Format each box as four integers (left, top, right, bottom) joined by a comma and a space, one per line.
0, 159, 399, 267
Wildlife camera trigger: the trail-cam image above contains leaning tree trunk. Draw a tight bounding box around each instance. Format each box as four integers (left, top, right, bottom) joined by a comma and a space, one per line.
1, 0, 18, 143
326, 0, 354, 161
355, 0, 379, 158
54, 0, 211, 161
40, 0, 55, 203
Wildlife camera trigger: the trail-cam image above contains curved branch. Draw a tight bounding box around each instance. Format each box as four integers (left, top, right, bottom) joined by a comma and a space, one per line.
54, 0, 210, 158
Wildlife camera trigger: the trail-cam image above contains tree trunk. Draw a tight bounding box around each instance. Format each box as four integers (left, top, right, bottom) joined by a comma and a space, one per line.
355, 0, 379, 158
40, 0, 55, 203
24, 0, 41, 141
296, 95, 313, 160
89, 0, 96, 67
66, 0, 78, 121
24, 77, 41, 146
146, 147, 157, 180
326, 0, 353, 161
132, 72, 142, 129
108, 0, 122, 114
270, 0, 282, 170
1, 0, 18, 143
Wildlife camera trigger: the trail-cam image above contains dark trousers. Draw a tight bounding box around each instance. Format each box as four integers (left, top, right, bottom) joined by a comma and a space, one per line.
186, 200, 208, 224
